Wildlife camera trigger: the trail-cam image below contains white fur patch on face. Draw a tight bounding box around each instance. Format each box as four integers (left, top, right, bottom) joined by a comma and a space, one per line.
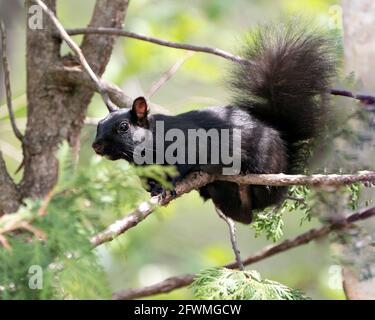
132, 127, 148, 143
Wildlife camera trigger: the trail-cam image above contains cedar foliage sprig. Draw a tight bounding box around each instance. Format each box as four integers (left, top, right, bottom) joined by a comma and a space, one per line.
191, 268, 308, 300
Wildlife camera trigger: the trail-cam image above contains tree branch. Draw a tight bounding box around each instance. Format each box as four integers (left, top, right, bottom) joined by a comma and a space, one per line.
218, 170, 375, 187
66, 27, 246, 64
49, 66, 132, 108
90, 171, 215, 247
113, 205, 375, 299
34, 0, 117, 112
65, 28, 375, 104
20, 0, 128, 200
113, 274, 195, 300
21, 0, 62, 200
49, 66, 170, 115
91, 170, 375, 247
330, 89, 375, 106
0, 21, 23, 141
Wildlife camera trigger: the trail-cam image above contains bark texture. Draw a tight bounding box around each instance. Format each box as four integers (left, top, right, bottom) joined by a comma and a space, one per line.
0, 152, 21, 215
341, 0, 375, 299
19, 0, 128, 200
342, 0, 375, 91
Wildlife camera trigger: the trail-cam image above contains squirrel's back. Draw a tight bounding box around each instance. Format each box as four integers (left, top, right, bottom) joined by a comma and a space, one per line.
229, 22, 336, 173
200, 22, 337, 223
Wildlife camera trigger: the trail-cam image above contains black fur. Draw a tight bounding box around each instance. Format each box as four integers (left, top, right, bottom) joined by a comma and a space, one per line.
92, 23, 336, 224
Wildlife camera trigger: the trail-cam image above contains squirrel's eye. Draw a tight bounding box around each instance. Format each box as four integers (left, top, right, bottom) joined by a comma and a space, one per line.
118, 121, 129, 133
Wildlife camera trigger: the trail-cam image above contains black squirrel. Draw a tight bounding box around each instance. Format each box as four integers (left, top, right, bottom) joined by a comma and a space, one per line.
92, 24, 336, 224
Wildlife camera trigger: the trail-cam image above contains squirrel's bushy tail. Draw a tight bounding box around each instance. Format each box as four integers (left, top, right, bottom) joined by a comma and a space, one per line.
230, 23, 336, 152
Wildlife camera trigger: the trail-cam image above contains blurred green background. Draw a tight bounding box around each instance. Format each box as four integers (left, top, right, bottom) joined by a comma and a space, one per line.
0, 0, 346, 299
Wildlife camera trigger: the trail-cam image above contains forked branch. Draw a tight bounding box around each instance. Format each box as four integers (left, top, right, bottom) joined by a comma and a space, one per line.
34, 0, 117, 112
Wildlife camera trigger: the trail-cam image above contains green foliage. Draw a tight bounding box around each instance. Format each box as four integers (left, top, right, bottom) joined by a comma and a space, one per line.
202, 0, 230, 20
345, 183, 362, 211
289, 185, 313, 224
0, 198, 110, 299
251, 209, 285, 242
0, 144, 174, 299
192, 268, 308, 300
250, 180, 368, 243
251, 186, 313, 242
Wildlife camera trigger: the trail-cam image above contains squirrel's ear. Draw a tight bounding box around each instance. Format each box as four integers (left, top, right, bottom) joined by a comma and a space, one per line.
131, 96, 149, 123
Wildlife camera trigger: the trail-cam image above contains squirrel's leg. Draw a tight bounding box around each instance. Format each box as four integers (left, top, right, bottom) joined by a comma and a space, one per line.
147, 180, 177, 198
146, 178, 164, 196
146, 174, 180, 198
205, 181, 253, 224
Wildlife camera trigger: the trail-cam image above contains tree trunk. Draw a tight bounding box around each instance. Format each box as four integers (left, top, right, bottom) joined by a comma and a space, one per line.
19, 0, 128, 199
342, 0, 375, 91
0, 0, 128, 213
341, 0, 375, 300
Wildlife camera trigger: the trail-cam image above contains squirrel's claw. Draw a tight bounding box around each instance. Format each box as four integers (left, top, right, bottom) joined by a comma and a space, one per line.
148, 179, 177, 199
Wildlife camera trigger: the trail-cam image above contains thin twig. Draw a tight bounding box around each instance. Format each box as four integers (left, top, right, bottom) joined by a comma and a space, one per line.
66, 27, 247, 64
215, 207, 244, 271
330, 89, 375, 106
113, 205, 375, 299
34, 0, 117, 112
91, 170, 375, 247
37, 190, 54, 217
146, 52, 194, 98
50, 66, 171, 115
0, 21, 23, 141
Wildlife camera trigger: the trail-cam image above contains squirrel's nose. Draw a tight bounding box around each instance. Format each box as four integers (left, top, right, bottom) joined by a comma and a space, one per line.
92, 141, 104, 155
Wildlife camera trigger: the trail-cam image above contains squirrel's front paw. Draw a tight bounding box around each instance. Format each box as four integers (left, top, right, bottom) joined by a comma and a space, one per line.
148, 179, 177, 199
152, 186, 177, 199
148, 181, 164, 197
